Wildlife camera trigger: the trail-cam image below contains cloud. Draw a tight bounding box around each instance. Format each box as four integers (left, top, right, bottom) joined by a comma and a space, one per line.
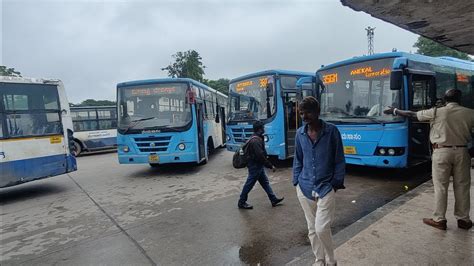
2, 0, 418, 103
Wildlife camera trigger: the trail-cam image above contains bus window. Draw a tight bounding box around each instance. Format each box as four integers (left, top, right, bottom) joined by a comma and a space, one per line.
281, 76, 298, 89
98, 120, 114, 130
2, 87, 61, 137
0, 113, 3, 138
436, 72, 455, 99
412, 75, 435, 110
97, 110, 112, 119
205, 91, 214, 119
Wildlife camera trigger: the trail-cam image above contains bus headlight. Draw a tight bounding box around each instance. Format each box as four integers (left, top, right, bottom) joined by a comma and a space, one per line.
263, 135, 269, 142
122, 145, 130, 152
226, 135, 231, 141
388, 148, 395, 156
375, 147, 404, 156
178, 143, 186, 151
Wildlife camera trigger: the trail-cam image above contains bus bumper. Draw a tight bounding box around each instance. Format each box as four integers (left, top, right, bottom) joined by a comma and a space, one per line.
345, 155, 407, 168
0, 154, 72, 188
118, 152, 198, 164
66, 154, 77, 172
226, 142, 287, 159
226, 143, 240, 153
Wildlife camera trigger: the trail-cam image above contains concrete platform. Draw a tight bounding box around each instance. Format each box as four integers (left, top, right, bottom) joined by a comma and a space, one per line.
289, 168, 473, 265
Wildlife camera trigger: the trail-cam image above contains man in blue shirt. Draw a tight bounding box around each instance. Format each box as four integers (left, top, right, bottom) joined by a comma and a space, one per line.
293, 96, 345, 266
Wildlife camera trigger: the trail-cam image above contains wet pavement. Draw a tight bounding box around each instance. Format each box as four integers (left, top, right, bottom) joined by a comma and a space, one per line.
0, 149, 431, 265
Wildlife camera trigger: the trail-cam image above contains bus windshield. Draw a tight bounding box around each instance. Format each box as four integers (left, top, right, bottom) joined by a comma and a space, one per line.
228, 75, 275, 122
319, 58, 403, 123
117, 83, 192, 133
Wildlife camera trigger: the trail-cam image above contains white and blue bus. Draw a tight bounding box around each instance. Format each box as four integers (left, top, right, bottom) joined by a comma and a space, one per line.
116, 78, 227, 166
312, 52, 473, 168
226, 70, 315, 160
0, 76, 77, 188
70, 106, 117, 155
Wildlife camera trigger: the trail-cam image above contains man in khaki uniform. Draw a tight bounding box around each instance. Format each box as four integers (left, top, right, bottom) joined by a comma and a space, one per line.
385, 89, 474, 230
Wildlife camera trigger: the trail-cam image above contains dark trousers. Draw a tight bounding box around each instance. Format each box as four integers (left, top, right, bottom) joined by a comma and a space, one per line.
239, 161, 277, 204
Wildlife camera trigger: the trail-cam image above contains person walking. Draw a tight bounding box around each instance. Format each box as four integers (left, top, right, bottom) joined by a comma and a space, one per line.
293, 96, 346, 266
238, 120, 284, 209
384, 89, 474, 230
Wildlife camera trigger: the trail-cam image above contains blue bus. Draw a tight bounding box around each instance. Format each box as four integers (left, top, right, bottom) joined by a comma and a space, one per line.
226, 70, 315, 160
0, 77, 77, 188
311, 52, 473, 168
116, 78, 227, 166
71, 106, 117, 155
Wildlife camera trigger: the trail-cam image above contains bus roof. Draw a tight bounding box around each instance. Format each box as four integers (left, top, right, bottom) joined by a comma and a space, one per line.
318, 52, 473, 72
116, 77, 226, 97
230, 69, 315, 83
0, 76, 63, 85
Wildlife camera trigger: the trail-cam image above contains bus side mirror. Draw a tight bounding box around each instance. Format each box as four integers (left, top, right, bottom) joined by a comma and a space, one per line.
390, 70, 403, 90
266, 83, 274, 98
186, 89, 196, 104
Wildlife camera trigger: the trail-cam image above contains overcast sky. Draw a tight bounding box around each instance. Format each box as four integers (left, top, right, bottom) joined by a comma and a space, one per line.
2, 0, 418, 103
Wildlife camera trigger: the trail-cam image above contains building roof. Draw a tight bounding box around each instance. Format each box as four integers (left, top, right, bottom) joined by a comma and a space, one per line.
341, 0, 474, 54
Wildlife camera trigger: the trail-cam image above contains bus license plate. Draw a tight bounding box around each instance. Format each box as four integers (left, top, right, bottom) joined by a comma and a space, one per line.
344, 146, 356, 154
148, 154, 159, 163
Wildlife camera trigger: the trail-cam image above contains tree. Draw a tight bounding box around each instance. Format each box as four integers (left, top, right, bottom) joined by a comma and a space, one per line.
202, 78, 230, 95
162, 50, 206, 81
413, 37, 471, 60
0, 66, 22, 77
73, 99, 116, 107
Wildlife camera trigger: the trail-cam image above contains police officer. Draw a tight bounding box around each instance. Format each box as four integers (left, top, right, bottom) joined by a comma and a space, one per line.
385, 89, 474, 230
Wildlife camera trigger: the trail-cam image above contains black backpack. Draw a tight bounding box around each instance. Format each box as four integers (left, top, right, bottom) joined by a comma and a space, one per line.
232, 136, 258, 169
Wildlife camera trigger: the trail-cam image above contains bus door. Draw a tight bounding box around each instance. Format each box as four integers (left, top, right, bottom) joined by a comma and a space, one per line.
196, 103, 206, 161
284, 91, 298, 157
408, 71, 437, 164
219, 106, 226, 144
0, 113, 4, 178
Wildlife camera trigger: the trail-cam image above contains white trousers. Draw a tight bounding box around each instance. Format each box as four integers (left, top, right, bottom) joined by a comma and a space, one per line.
296, 185, 336, 265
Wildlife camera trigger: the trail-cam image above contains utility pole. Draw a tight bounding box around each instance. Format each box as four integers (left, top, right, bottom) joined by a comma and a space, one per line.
365, 26, 375, 55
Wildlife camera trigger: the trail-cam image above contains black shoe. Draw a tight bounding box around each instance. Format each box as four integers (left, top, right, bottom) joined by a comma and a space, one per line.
458, 219, 473, 230
271, 197, 284, 207
238, 202, 253, 209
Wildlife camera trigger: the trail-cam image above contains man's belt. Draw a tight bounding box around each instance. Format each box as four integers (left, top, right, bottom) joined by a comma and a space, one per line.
432, 143, 467, 149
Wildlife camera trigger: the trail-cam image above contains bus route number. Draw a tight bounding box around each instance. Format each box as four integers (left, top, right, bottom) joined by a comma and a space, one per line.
323, 73, 338, 85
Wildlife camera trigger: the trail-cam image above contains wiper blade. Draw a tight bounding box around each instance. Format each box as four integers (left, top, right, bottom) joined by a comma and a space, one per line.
123, 116, 157, 134
131, 117, 156, 123
159, 125, 181, 132
339, 115, 385, 125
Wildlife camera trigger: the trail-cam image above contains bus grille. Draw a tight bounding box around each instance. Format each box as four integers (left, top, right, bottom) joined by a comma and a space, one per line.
134, 136, 171, 153
231, 128, 253, 143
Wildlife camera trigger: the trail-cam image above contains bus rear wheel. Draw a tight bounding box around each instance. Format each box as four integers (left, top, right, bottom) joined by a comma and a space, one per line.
73, 141, 82, 156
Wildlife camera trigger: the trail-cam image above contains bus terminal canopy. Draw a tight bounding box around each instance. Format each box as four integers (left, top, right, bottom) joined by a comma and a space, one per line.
341, 0, 474, 55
